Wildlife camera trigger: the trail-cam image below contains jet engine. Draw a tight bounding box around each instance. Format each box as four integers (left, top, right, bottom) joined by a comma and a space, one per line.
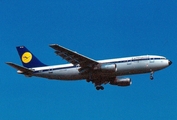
110, 78, 132, 86
96, 63, 117, 72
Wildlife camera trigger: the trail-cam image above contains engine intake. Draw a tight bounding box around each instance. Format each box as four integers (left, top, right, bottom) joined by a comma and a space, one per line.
110, 78, 132, 86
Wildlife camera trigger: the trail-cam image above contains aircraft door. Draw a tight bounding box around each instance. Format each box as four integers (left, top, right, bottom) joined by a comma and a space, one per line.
149, 57, 154, 63
49, 68, 53, 73
127, 58, 132, 65
47, 68, 54, 79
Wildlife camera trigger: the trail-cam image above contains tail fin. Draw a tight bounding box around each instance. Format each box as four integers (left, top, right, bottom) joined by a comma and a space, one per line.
16, 46, 46, 68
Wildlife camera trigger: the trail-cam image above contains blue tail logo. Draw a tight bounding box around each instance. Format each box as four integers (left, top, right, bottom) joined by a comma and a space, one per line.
16, 46, 46, 68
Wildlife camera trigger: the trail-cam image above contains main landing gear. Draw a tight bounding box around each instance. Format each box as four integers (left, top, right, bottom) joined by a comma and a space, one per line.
150, 71, 154, 80
96, 85, 104, 90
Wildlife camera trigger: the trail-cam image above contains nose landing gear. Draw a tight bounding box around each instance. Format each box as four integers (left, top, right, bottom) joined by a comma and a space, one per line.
150, 71, 154, 80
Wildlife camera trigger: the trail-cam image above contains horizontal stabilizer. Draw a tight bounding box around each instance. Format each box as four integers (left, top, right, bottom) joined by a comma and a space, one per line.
6, 62, 33, 74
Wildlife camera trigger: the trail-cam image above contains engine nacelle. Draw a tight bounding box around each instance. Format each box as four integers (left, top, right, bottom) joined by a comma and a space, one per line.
97, 63, 117, 72
110, 78, 132, 86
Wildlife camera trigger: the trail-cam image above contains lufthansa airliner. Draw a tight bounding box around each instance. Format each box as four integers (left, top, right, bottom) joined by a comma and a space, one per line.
6, 44, 172, 90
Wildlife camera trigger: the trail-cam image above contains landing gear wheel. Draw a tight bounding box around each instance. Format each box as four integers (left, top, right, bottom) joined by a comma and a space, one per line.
86, 79, 91, 82
96, 87, 100, 90
96, 86, 104, 90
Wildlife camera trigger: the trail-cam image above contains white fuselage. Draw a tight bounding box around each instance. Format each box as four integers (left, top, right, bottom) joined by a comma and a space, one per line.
31, 55, 170, 81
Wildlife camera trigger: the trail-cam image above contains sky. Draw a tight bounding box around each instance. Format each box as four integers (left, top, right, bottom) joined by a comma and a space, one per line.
0, 0, 177, 120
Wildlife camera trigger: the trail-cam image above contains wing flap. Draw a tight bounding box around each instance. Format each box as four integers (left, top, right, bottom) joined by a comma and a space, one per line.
50, 44, 98, 68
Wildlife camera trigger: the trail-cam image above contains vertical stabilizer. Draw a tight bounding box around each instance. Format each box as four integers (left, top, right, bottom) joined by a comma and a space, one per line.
16, 46, 46, 68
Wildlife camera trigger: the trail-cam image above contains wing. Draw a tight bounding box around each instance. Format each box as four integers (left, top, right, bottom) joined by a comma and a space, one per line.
49, 44, 99, 68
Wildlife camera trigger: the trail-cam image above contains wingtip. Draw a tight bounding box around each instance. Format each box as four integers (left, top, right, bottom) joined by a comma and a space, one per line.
6, 62, 15, 67
49, 44, 58, 47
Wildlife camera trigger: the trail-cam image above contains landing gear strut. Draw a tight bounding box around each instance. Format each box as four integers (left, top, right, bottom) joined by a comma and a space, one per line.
150, 71, 154, 80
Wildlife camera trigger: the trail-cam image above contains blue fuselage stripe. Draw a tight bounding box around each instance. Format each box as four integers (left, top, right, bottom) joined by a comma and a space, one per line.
33, 57, 164, 73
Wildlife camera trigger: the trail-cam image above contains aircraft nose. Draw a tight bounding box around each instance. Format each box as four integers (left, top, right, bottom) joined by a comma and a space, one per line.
168, 60, 172, 66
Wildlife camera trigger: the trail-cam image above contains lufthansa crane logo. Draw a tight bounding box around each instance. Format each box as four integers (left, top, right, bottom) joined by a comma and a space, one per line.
22, 52, 32, 63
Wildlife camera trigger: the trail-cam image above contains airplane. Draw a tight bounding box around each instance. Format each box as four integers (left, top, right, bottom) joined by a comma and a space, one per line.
6, 44, 172, 90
